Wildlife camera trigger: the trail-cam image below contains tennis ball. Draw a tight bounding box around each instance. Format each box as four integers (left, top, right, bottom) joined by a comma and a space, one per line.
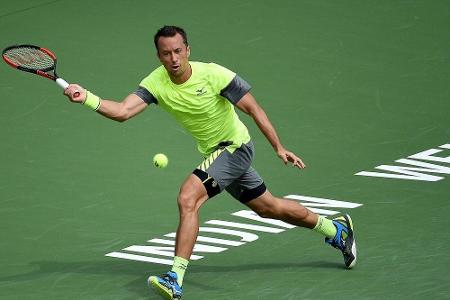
153, 153, 168, 168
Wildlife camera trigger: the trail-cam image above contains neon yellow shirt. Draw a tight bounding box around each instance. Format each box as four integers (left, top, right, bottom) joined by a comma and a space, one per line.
139, 61, 251, 155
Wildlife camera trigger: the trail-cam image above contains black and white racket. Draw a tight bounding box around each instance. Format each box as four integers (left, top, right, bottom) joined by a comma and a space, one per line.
2, 44, 79, 97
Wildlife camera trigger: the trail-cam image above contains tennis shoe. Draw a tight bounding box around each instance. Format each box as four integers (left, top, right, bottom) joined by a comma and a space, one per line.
148, 271, 183, 300
325, 214, 357, 269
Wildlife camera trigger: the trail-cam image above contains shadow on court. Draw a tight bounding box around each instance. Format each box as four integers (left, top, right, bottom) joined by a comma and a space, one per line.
0, 259, 342, 294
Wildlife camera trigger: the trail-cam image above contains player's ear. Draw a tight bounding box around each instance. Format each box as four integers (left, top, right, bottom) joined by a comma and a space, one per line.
187, 46, 191, 58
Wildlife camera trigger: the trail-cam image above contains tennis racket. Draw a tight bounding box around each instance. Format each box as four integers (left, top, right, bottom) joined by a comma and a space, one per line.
2, 44, 79, 97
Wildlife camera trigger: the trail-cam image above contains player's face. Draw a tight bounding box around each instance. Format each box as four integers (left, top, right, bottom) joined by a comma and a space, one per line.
157, 33, 191, 84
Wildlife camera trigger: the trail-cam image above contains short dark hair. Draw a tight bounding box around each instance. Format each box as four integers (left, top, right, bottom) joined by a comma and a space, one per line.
154, 25, 188, 51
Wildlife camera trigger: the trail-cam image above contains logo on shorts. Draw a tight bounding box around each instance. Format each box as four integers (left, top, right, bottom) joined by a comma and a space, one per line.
212, 180, 218, 188
196, 87, 207, 96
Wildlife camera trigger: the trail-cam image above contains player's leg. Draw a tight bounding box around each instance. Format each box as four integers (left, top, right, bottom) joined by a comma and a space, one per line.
245, 190, 357, 268
148, 174, 208, 299
226, 166, 357, 269
148, 142, 248, 299
175, 174, 209, 260
245, 189, 319, 228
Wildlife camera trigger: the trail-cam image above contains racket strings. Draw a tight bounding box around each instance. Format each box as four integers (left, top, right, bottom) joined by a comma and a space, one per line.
3, 47, 54, 70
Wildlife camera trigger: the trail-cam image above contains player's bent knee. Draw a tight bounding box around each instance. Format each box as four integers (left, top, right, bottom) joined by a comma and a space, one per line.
177, 186, 209, 215
177, 193, 200, 214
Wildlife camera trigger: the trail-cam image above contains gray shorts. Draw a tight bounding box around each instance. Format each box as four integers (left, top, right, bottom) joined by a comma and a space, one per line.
192, 141, 266, 203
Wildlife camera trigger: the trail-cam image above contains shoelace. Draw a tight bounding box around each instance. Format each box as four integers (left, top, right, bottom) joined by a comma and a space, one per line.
159, 273, 182, 298
160, 274, 178, 287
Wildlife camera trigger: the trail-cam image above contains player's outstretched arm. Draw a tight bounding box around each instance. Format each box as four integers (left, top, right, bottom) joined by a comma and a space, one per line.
236, 92, 306, 169
64, 84, 148, 122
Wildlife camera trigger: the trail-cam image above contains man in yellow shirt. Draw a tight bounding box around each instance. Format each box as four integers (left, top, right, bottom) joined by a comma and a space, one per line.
64, 25, 356, 300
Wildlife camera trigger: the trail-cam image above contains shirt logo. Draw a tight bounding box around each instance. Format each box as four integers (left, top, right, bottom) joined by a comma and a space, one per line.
196, 87, 207, 96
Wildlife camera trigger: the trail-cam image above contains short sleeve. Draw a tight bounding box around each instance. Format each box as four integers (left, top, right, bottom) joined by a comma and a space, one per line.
208, 63, 237, 94
134, 86, 158, 104
138, 66, 166, 105
220, 75, 251, 104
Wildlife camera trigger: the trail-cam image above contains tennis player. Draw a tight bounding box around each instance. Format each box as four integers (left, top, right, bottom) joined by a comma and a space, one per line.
64, 25, 357, 300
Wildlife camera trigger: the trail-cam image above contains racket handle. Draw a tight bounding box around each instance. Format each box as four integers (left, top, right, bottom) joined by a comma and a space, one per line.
56, 78, 80, 97
56, 78, 69, 89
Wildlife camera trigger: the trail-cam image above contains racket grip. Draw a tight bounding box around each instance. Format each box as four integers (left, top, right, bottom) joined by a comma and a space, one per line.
56, 78, 80, 97
56, 78, 69, 89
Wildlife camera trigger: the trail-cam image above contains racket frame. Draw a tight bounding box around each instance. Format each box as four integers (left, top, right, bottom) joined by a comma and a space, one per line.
2, 44, 70, 89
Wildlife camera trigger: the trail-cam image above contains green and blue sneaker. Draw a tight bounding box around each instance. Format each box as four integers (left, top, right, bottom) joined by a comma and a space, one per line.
325, 214, 357, 269
148, 271, 183, 300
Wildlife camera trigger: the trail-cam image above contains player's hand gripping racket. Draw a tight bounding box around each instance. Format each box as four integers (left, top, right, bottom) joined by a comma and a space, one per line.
2, 44, 79, 97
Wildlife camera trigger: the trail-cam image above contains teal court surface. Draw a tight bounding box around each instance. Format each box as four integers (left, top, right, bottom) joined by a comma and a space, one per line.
0, 1, 449, 299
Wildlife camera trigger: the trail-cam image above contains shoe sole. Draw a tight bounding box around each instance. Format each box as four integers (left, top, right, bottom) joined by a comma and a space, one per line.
343, 214, 357, 269
148, 276, 174, 300
348, 240, 357, 269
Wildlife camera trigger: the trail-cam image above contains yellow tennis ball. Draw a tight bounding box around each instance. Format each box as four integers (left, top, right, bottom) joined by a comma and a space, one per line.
153, 153, 168, 168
